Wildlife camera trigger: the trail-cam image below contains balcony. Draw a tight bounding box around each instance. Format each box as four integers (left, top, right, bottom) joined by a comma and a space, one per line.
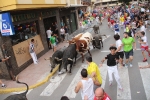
81, 0, 91, 5
0, 0, 67, 11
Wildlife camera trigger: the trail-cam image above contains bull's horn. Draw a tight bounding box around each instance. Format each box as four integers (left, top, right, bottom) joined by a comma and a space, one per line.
68, 58, 73, 61
54, 57, 59, 60
71, 42, 76, 44
58, 58, 62, 61
81, 43, 84, 47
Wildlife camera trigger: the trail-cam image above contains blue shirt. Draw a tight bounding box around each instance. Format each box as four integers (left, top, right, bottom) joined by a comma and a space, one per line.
114, 24, 119, 31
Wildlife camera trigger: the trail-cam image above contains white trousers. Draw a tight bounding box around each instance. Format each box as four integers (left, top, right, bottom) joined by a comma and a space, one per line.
108, 65, 121, 87
30, 52, 37, 64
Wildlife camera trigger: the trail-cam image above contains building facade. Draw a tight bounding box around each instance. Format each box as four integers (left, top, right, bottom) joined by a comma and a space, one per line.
94, 0, 119, 7
0, 0, 84, 79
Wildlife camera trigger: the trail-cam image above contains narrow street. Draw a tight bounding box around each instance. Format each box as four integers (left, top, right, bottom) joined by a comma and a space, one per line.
1, 19, 150, 100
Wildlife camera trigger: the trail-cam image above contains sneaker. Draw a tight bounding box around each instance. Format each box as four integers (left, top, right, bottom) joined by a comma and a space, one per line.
109, 81, 112, 86
58, 71, 64, 75
122, 63, 125, 66
129, 63, 133, 67
143, 58, 147, 62
125, 64, 128, 68
118, 86, 123, 91
1, 84, 6, 88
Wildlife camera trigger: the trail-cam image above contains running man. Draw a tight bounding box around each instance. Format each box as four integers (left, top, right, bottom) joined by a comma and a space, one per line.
113, 34, 124, 67
86, 56, 102, 87
138, 31, 150, 62
100, 46, 123, 90
75, 68, 94, 100
122, 32, 136, 67
94, 88, 111, 100
114, 21, 120, 35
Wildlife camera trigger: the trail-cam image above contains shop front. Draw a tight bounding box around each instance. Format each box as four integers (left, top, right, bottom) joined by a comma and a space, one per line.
59, 7, 78, 34
0, 9, 60, 79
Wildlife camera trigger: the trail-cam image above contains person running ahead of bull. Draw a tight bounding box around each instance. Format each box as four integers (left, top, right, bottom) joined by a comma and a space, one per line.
100, 46, 123, 90
86, 56, 102, 88
138, 31, 150, 62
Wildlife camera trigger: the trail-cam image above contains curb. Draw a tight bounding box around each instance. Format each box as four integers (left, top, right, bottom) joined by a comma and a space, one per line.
0, 65, 59, 94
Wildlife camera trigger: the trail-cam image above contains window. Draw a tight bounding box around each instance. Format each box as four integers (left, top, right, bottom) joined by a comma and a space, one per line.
11, 21, 39, 46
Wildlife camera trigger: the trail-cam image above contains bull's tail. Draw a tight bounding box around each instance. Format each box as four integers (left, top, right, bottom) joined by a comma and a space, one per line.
16, 76, 29, 95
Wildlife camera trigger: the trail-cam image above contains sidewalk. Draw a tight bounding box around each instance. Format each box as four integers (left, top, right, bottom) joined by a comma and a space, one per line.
0, 21, 96, 94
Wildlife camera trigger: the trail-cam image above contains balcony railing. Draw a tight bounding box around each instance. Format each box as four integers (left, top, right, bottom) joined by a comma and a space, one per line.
82, 0, 91, 3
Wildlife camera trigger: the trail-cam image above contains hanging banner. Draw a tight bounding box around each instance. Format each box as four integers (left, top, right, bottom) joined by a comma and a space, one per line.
0, 13, 15, 36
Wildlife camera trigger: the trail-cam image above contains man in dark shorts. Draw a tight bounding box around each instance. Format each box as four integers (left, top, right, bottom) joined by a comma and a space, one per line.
122, 32, 136, 68
114, 34, 124, 67
0, 56, 11, 88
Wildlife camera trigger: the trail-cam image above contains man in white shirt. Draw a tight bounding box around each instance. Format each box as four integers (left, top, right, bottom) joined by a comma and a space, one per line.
138, 31, 150, 62
140, 22, 146, 35
75, 68, 94, 100
60, 26, 65, 42
46, 27, 52, 49
136, 21, 147, 38
113, 34, 124, 67
29, 39, 38, 64
96, 16, 100, 25
141, 7, 145, 13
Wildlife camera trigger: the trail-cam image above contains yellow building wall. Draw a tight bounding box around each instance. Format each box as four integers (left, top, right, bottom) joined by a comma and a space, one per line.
0, 0, 67, 11
61, 0, 67, 4
32, 0, 45, 4
0, 0, 16, 8
91, 0, 96, 2
70, 0, 75, 4
77, 0, 81, 4
17, 0, 32, 4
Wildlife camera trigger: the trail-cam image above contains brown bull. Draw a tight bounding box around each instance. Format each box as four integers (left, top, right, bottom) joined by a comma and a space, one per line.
69, 33, 83, 44
75, 40, 92, 62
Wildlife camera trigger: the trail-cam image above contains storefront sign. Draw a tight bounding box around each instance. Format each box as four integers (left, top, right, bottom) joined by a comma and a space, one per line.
0, 13, 15, 36
41, 10, 56, 17
12, 35, 44, 67
12, 13, 37, 22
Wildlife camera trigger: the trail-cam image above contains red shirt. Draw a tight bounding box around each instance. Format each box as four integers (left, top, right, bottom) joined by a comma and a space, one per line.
108, 17, 110, 22
94, 93, 111, 100
110, 20, 114, 25
93, 13, 96, 18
